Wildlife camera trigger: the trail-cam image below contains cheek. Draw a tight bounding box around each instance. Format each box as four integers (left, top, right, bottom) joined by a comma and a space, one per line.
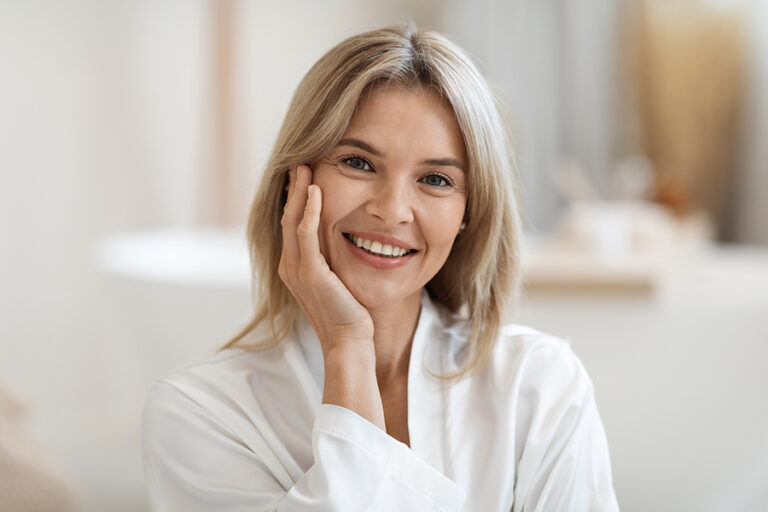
437, 196, 466, 229
318, 186, 344, 230
311, 171, 339, 256
315, 170, 368, 222
316, 199, 336, 258
422, 197, 465, 254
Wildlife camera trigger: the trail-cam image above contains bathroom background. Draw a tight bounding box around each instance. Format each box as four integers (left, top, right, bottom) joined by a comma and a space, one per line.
1, 0, 767, 510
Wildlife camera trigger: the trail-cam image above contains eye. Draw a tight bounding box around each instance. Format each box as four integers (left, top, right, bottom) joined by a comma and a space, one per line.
421, 173, 453, 187
342, 156, 373, 171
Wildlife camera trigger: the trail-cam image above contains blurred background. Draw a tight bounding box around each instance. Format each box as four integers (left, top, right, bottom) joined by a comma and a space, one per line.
1, 0, 767, 510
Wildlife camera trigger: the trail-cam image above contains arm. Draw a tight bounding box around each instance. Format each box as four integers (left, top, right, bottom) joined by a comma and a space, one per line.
142, 382, 465, 512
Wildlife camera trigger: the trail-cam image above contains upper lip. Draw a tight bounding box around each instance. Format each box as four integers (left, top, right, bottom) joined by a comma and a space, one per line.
344, 231, 418, 251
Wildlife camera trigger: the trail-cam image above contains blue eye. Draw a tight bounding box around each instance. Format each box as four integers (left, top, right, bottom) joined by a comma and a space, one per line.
422, 173, 452, 187
342, 156, 372, 171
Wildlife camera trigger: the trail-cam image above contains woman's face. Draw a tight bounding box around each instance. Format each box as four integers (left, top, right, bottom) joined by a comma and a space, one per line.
310, 85, 467, 311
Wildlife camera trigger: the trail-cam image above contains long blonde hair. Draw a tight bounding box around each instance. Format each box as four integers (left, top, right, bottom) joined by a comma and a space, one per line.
223, 25, 521, 379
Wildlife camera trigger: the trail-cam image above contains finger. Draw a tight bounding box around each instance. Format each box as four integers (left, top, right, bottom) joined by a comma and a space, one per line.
282, 166, 303, 219
296, 184, 322, 264
290, 165, 312, 220
287, 164, 304, 197
281, 165, 311, 260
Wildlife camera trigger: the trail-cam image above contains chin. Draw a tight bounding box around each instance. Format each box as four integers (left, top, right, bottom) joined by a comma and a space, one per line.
345, 277, 421, 312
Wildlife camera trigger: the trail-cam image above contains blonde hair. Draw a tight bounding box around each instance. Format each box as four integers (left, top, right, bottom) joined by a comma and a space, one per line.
223, 25, 521, 379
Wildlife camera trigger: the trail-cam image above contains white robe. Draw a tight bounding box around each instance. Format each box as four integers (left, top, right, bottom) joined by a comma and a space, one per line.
141, 292, 619, 511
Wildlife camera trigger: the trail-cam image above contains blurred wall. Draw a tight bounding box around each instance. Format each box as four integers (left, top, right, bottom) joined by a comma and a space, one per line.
0, 0, 207, 434
0, 1, 210, 509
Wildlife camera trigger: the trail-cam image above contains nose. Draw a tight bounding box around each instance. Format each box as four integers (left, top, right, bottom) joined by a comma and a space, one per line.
364, 178, 414, 226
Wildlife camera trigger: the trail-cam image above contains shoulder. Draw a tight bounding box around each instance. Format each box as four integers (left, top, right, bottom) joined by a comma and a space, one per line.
140, 349, 296, 507
153, 322, 295, 398
477, 324, 598, 454
145, 346, 252, 394
426, 298, 591, 396
492, 324, 592, 396
155, 346, 275, 396
141, 348, 263, 435
141, 333, 296, 440
434, 303, 591, 397
437, 310, 594, 411
489, 327, 618, 509
141, 342, 304, 477
141, 377, 247, 484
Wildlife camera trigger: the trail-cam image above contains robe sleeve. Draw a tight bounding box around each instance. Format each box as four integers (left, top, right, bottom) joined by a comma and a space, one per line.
141, 382, 465, 512
512, 341, 620, 512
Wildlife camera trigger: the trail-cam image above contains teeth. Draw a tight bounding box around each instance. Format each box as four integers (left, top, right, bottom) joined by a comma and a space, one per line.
348, 234, 411, 258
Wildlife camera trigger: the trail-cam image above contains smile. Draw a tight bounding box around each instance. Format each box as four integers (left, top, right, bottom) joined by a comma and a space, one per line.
343, 233, 416, 258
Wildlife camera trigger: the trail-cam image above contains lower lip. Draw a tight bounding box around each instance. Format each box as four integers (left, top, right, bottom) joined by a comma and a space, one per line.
344, 236, 416, 269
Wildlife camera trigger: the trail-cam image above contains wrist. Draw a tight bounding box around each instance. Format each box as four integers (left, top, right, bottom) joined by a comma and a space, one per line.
321, 339, 385, 430
322, 339, 376, 366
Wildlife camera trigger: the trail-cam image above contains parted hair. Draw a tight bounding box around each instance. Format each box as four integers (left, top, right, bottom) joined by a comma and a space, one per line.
222, 25, 521, 379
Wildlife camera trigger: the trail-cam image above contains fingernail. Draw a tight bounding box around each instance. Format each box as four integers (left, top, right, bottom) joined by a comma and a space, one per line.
296, 165, 303, 181
307, 184, 314, 200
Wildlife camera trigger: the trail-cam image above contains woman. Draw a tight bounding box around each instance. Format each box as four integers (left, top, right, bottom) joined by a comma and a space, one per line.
142, 25, 619, 511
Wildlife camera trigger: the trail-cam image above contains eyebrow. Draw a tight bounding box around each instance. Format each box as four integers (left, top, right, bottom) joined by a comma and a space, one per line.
337, 137, 465, 172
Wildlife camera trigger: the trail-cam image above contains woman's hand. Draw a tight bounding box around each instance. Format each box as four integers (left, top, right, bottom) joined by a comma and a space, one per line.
279, 164, 374, 352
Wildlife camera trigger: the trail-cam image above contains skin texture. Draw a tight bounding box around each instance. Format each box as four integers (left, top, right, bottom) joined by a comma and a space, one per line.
279, 86, 467, 445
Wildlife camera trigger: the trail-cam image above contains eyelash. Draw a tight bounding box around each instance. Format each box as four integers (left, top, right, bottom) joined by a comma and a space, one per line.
339, 155, 456, 188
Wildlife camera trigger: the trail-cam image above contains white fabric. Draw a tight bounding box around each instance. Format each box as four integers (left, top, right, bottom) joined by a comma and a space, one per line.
142, 293, 619, 511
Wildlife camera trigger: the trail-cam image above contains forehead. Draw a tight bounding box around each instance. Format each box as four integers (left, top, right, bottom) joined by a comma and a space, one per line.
343, 85, 467, 166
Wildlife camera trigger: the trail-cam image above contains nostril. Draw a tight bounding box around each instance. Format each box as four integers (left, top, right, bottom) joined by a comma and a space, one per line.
364, 189, 415, 224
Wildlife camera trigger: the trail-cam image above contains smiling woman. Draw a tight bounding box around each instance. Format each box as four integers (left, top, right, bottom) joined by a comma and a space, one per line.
141, 25, 619, 511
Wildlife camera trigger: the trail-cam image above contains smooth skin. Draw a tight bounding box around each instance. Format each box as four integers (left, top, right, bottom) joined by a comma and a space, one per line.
278, 86, 467, 445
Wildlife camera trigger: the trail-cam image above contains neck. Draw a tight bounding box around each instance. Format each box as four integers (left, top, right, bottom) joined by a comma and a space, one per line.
367, 291, 422, 384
